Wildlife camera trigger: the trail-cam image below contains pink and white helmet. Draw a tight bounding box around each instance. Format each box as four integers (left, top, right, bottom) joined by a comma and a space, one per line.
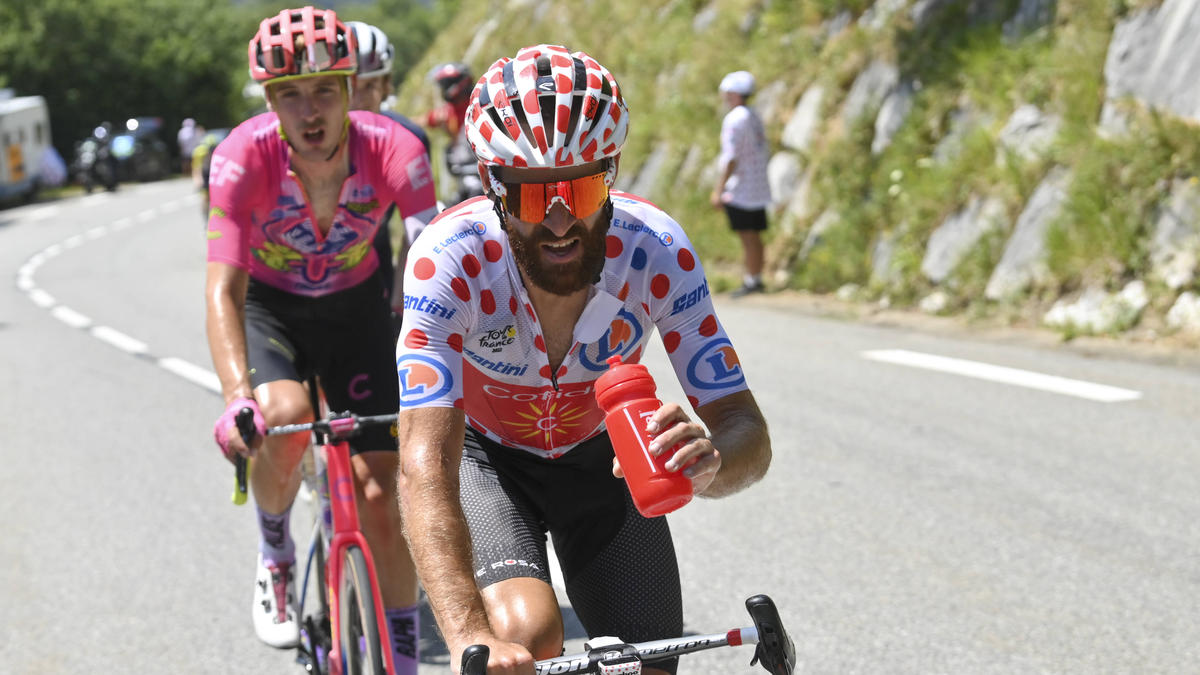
465, 44, 629, 169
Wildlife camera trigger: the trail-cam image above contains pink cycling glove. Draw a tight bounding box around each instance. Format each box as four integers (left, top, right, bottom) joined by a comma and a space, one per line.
213, 396, 267, 463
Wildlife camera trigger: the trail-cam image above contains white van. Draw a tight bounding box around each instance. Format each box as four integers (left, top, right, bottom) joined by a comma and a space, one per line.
0, 90, 51, 202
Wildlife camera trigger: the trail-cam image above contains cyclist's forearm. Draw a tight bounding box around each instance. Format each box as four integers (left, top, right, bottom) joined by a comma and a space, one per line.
401, 481, 491, 646
697, 392, 771, 498
396, 414, 493, 647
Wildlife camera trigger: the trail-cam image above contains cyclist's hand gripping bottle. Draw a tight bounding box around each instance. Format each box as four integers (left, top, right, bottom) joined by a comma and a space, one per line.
594, 355, 694, 517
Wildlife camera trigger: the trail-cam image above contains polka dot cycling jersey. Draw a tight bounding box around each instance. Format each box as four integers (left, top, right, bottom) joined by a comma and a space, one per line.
206, 110, 438, 297
396, 192, 750, 459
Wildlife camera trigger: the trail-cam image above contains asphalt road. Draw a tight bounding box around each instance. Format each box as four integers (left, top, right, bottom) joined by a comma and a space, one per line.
2, 179, 1198, 673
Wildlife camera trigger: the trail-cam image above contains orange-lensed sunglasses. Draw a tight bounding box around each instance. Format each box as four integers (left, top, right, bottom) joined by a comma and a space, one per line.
502, 172, 609, 223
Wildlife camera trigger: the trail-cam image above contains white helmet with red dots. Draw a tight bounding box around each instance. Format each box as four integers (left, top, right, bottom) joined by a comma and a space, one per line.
465, 44, 629, 172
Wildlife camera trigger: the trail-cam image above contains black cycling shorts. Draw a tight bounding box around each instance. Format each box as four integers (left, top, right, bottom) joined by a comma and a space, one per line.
244, 277, 398, 454
460, 427, 682, 673
723, 203, 769, 232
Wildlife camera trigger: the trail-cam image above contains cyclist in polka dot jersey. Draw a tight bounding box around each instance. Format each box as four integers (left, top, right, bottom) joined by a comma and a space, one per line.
395, 45, 772, 675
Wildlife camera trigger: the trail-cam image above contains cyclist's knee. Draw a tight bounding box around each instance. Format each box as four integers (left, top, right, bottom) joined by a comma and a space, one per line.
483, 579, 564, 660
256, 382, 313, 429
354, 455, 404, 535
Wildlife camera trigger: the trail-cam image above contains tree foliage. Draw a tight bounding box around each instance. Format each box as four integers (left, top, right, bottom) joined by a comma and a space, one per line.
0, 0, 452, 160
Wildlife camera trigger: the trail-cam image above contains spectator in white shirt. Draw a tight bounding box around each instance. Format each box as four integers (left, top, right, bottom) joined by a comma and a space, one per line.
710, 70, 771, 297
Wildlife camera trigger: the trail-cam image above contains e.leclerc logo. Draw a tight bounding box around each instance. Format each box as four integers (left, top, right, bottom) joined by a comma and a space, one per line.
397, 354, 454, 406
686, 338, 745, 390
579, 308, 644, 371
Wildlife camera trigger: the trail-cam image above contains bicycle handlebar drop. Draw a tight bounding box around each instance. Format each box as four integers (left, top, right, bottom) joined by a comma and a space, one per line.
230, 407, 257, 505
227, 409, 397, 507
459, 594, 795, 674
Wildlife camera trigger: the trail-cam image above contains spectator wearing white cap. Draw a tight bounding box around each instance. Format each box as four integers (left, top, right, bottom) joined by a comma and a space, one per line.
710, 70, 771, 297
177, 118, 200, 175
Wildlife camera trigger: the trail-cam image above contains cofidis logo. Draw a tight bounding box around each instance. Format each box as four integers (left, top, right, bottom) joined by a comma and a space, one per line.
579, 308, 644, 371
397, 354, 453, 406
686, 338, 745, 390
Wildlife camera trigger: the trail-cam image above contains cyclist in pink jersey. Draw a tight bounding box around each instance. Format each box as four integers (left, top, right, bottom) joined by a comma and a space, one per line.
394, 44, 772, 675
206, 8, 435, 670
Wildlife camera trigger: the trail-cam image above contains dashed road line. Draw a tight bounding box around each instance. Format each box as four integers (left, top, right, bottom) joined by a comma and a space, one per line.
16, 190, 217, 396
862, 349, 1143, 403
51, 305, 91, 328
158, 357, 221, 394
91, 325, 149, 355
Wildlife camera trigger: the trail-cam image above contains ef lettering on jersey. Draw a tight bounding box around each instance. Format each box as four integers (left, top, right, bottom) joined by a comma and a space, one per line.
209, 155, 246, 188
406, 157, 432, 190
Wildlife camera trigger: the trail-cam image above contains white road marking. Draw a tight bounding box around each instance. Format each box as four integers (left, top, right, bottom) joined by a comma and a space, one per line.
18, 190, 222, 395
158, 357, 222, 394
51, 305, 92, 329
862, 349, 1143, 403
30, 206, 59, 221
29, 289, 55, 308
91, 326, 148, 355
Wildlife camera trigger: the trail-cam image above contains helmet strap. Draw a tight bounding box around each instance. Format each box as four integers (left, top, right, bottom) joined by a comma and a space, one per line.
324, 116, 351, 161
492, 194, 509, 231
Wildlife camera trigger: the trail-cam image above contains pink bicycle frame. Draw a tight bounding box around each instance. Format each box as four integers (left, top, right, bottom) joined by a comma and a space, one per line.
321, 433, 397, 675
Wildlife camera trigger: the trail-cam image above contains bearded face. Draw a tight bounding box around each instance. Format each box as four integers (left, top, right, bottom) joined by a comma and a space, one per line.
506, 208, 609, 296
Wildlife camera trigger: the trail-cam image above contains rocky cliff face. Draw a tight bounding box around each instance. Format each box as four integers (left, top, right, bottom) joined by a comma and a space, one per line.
757, 0, 1200, 337
402, 0, 1200, 339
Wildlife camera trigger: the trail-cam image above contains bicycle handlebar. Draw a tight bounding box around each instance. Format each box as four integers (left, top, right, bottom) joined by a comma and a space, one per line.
228, 409, 397, 506
263, 411, 398, 440
459, 594, 794, 675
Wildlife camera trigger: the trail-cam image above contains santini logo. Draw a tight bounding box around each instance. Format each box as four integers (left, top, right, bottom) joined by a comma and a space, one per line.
403, 294, 456, 319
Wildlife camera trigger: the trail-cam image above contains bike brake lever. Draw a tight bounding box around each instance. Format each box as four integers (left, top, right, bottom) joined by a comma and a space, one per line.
460, 645, 489, 675
231, 407, 256, 506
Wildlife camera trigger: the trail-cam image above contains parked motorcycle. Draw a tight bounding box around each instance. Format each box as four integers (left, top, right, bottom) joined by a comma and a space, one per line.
72, 135, 118, 193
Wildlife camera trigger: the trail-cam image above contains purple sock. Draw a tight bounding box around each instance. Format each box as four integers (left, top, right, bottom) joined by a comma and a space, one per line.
385, 605, 420, 674
255, 503, 294, 565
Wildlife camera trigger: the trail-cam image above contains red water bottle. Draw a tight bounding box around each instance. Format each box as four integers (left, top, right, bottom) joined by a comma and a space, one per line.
594, 355, 693, 517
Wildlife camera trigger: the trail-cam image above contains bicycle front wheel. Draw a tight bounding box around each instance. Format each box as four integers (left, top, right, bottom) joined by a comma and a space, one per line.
338, 545, 386, 675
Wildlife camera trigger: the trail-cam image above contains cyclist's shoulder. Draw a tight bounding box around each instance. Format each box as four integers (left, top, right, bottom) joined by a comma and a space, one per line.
409, 199, 504, 265
214, 113, 281, 160
349, 110, 429, 160
609, 192, 689, 243
379, 110, 431, 152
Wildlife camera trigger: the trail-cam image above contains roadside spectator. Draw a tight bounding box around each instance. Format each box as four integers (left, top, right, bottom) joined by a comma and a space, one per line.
177, 118, 198, 174
710, 70, 771, 298
39, 144, 67, 188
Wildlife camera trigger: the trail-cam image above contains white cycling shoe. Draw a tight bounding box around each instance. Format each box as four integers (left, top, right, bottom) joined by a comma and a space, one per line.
252, 553, 300, 648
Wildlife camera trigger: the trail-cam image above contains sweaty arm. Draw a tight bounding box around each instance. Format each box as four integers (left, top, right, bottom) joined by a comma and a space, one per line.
396, 407, 532, 671
693, 389, 770, 498
205, 261, 252, 403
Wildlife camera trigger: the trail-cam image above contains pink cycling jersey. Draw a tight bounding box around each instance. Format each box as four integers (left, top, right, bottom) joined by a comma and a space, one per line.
206, 110, 437, 296
396, 192, 749, 459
